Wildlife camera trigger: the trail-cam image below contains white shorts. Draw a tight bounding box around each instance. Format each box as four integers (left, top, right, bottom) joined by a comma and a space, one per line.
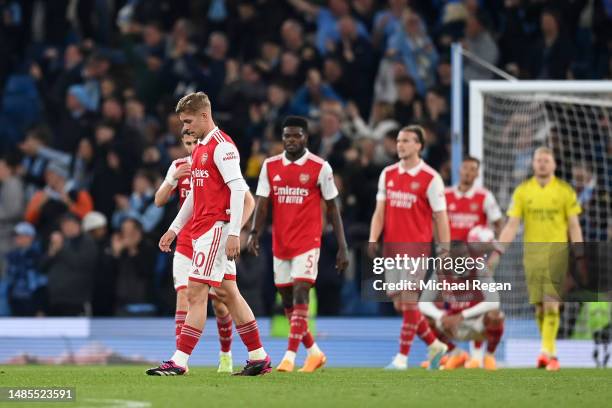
189, 221, 236, 288
172, 251, 191, 291
273, 248, 320, 287
436, 314, 486, 342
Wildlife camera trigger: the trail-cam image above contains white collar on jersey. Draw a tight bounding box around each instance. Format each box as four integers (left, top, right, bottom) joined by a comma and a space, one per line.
398, 159, 424, 176
282, 149, 310, 166
199, 126, 220, 145
451, 184, 477, 199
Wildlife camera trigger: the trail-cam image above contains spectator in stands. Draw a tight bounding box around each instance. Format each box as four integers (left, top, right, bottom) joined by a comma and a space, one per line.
462, 11, 500, 81
53, 84, 98, 153
387, 9, 439, 95
313, 105, 351, 169
111, 169, 163, 235
288, 0, 368, 56
528, 9, 573, 79
280, 19, 320, 73
393, 76, 423, 125
5, 222, 46, 316
372, 0, 408, 51
0, 155, 24, 271
42, 213, 97, 316
112, 218, 157, 316
346, 100, 399, 141
290, 68, 343, 118
331, 15, 375, 116
572, 163, 609, 241
82, 211, 117, 317
24, 161, 94, 240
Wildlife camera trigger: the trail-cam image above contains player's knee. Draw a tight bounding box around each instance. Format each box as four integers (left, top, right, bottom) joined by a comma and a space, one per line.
176, 289, 189, 310
293, 282, 311, 305
543, 301, 559, 313
187, 284, 208, 306
212, 299, 229, 316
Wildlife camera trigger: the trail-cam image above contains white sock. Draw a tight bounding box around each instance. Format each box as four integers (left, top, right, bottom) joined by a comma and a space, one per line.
171, 350, 189, 367
470, 341, 484, 362
392, 353, 408, 367
220, 351, 232, 357
283, 350, 297, 363
429, 339, 446, 351
306, 343, 322, 356
248, 347, 267, 361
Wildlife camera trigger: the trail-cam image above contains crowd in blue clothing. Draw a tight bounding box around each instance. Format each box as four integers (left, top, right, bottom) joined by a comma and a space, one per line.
0, 0, 610, 317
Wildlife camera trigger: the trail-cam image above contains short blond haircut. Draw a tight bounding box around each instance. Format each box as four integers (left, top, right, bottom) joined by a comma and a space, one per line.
533, 146, 555, 159
175, 92, 211, 114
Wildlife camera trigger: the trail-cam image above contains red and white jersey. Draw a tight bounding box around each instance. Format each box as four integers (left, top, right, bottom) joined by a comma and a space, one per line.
445, 185, 502, 241
164, 156, 193, 258
190, 127, 243, 239
256, 149, 338, 259
376, 160, 446, 243
435, 269, 485, 314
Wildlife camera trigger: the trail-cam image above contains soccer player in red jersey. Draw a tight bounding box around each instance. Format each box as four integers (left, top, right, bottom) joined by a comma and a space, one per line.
154, 131, 235, 373
419, 242, 505, 371
147, 92, 271, 376
445, 157, 503, 242
247, 116, 349, 373
444, 156, 503, 368
368, 125, 450, 370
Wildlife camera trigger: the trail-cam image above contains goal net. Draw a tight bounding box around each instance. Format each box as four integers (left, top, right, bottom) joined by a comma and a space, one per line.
469, 81, 612, 339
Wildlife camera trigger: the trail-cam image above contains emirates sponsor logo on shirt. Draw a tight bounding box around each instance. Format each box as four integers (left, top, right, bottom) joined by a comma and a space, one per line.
193, 169, 210, 178
201, 153, 208, 164
273, 185, 309, 204
299, 173, 310, 184
449, 213, 480, 228
192, 169, 210, 187
387, 189, 418, 209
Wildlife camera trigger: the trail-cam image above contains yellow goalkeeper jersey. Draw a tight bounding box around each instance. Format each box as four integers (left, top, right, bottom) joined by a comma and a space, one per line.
506, 176, 582, 243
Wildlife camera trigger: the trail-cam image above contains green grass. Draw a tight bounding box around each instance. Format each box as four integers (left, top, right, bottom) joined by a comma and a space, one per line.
1, 366, 611, 408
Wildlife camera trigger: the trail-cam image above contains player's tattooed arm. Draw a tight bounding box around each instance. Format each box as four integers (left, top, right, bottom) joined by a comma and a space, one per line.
247, 196, 269, 257
326, 197, 349, 273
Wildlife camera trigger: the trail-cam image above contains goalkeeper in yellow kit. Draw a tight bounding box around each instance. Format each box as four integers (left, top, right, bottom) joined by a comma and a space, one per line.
490, 147, 584, 371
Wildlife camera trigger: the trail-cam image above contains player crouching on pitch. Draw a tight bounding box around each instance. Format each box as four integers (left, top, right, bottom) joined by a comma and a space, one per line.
419, 241, 505, 371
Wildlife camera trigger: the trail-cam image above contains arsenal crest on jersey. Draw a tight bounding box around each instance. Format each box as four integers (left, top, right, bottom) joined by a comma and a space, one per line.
201, 153, 208, 165
449, 203, 456, 211
410, 181, 420, 190
299, 173, 310, 184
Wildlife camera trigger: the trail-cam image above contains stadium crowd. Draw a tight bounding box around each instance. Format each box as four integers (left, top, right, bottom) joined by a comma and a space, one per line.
0, 0, 610, 317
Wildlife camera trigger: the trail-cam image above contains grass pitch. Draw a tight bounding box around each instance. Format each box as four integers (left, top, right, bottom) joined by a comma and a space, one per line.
1, 366, 611, 408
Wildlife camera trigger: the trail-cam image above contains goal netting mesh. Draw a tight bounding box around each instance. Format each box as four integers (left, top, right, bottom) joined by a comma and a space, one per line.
479, 91, 611, 339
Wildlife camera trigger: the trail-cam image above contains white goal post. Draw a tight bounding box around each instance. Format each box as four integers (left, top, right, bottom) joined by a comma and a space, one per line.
469, 80, 612, 189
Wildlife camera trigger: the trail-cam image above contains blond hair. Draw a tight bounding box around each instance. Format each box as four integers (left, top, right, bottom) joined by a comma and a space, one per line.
175, 92, 211, 114
533, 146, 555, 159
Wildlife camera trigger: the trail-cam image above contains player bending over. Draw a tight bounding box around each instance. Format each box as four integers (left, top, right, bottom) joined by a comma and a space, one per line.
419, 242, 504, 370
147, 92, 270, 376
248, 116, 349, 372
